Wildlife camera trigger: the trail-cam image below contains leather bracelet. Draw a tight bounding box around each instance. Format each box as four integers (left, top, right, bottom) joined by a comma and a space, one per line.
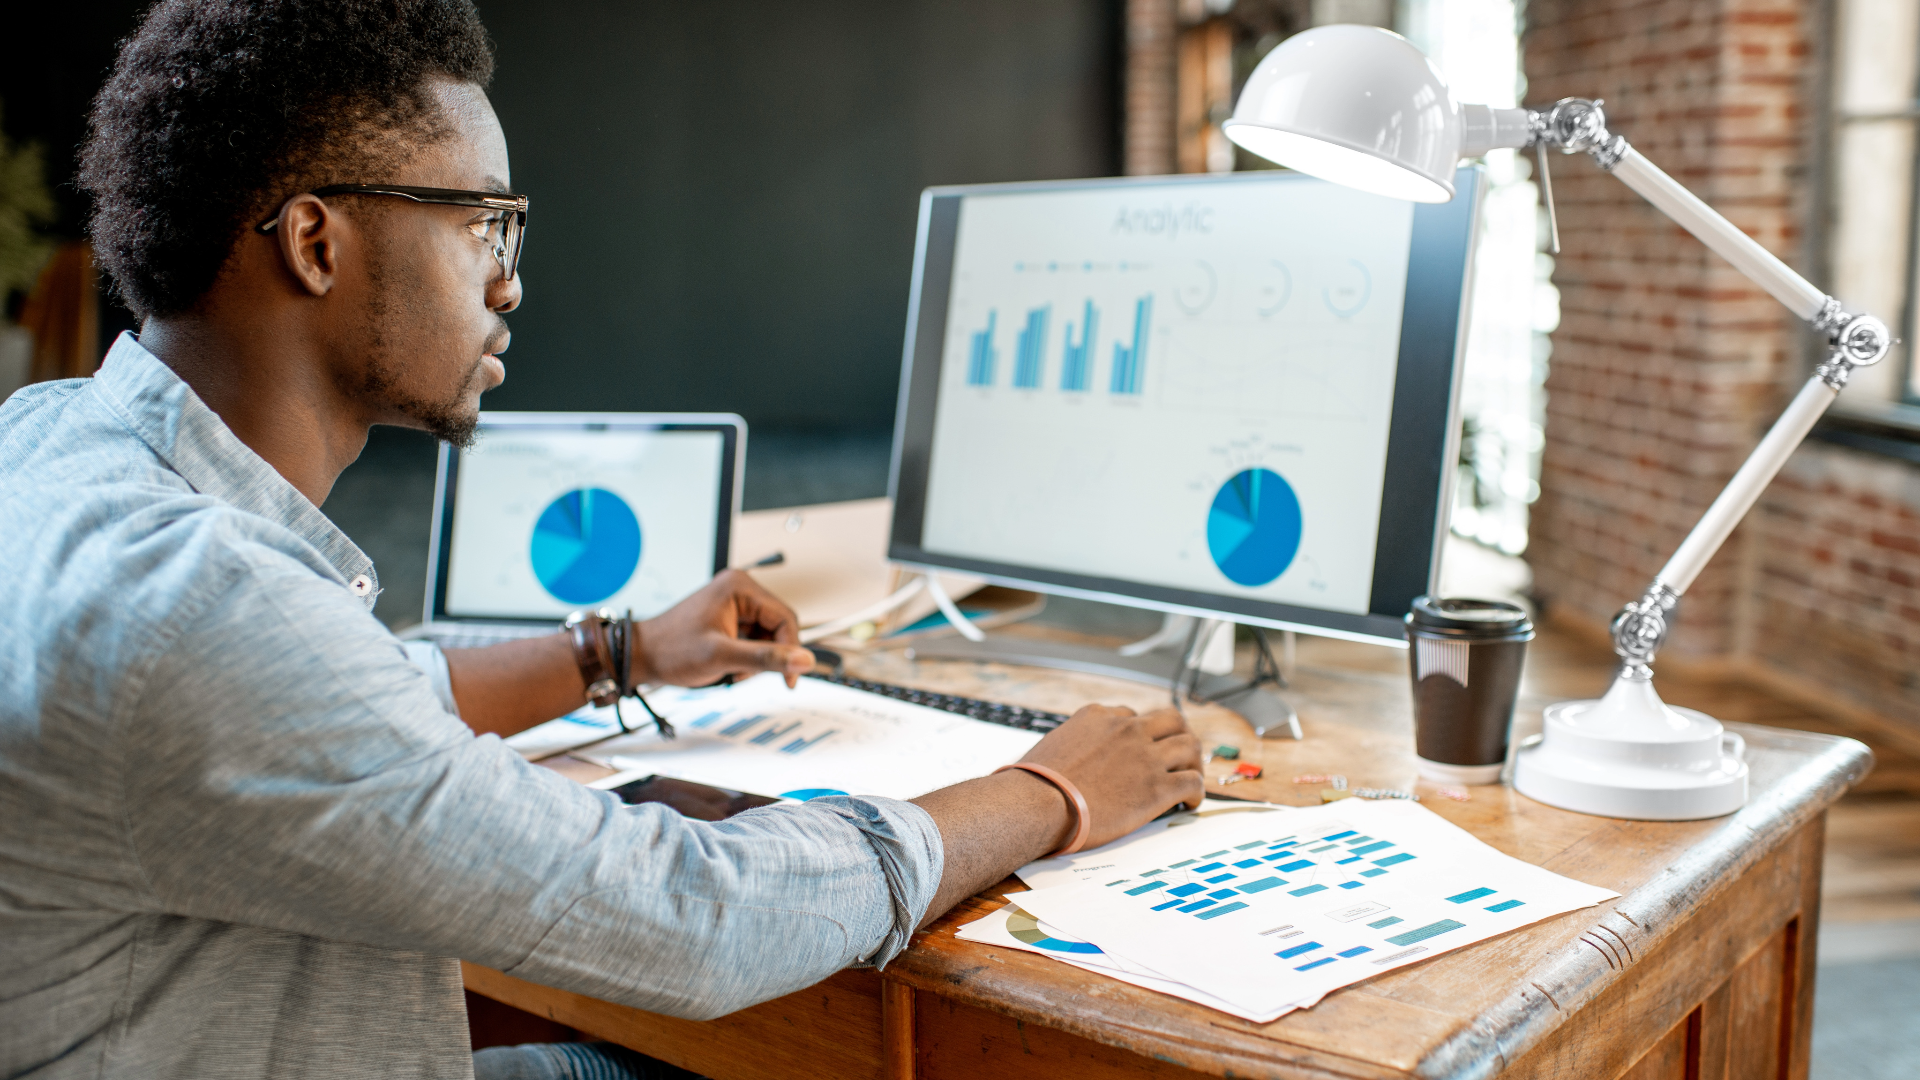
562, 609, 677, 740
564, 608, 622, 707
994, 762, 1092, 858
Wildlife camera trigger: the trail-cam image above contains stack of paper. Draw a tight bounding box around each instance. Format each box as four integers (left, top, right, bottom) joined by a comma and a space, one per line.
959, 798, 1617, 1022
504, 672, 1041, 801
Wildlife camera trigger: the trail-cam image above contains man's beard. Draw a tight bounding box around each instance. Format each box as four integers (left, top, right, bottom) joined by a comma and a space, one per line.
354, 349, 488, 448
350, 253, 494, 448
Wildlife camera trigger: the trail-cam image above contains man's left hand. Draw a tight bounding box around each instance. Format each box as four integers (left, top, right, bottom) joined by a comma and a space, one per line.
632, 569, 814, 689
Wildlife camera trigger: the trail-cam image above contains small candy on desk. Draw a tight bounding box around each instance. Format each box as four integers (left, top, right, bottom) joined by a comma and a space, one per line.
1351, 787, 1419, 801
1436, 787, 1472, 802
1220, 762, 1264, 785
1211, 745, 1241, 760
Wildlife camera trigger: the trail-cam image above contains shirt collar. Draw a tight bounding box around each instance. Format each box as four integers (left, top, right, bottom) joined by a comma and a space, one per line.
91, 332, 380, 608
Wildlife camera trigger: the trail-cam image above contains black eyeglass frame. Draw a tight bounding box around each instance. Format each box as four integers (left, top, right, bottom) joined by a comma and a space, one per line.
254, 184, 528, 281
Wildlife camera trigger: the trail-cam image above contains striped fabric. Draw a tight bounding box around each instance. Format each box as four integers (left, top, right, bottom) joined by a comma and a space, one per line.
0, 335, 944, 1079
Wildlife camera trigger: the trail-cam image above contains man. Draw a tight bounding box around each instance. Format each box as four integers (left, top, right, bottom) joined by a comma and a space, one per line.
0, 1, 1204, 1078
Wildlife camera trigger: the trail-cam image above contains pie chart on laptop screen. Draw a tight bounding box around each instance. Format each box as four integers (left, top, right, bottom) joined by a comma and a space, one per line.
530, 487, 643, 604
1206, 467, 1302, 588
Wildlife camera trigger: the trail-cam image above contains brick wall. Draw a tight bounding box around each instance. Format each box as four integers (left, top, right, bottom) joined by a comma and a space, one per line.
1524, 0, 1920, 724
1125, 0, 1177, 175
1751, 443, 1920, 721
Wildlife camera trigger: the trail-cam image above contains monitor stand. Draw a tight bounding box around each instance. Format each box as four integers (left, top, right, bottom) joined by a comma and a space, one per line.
903, 628, 1302, 740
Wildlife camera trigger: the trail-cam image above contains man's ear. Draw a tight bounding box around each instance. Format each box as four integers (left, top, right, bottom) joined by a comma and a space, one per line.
272, 193, 343, 297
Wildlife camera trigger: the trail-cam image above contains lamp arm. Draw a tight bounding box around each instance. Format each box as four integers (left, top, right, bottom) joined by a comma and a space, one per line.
1495, 98, 1896, 677
1608, 149, 1825, 315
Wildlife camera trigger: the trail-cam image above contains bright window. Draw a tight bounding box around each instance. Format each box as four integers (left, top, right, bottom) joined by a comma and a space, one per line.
1828, 0, 1920, 406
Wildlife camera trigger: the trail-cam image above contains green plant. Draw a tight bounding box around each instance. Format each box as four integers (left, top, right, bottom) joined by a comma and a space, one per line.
0, 101, 55, 305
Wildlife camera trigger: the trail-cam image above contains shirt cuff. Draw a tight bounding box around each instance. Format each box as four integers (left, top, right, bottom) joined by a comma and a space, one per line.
401, 640, 460, 717
801, 795, 944, 969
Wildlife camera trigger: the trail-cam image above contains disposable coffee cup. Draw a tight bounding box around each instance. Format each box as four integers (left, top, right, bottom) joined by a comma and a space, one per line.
1404, 596, 1534, 786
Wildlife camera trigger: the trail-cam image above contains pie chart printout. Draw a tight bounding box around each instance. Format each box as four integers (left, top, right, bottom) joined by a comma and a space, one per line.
1207, 468, 1303, 587
1006, 907, 1104, 955
530, 488, 643, 605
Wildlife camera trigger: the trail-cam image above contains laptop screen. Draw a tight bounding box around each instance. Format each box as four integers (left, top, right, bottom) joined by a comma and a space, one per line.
429, 414, 740, 624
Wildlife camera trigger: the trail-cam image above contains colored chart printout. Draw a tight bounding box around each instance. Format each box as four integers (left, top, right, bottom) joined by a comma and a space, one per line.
505, 673, 1040, 802
956, 904, 1304, 1024
1015, 798, 1294, 889
1010, 799, 1618, 1017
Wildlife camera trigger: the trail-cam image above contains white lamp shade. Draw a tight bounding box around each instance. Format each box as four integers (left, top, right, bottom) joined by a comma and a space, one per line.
1223, 25, 1461, 203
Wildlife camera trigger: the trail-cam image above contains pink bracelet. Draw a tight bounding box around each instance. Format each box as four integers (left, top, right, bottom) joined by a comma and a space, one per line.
994, 762, 1092, 857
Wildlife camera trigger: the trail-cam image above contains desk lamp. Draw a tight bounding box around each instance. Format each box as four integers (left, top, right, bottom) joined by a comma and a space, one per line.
1222, 25, 1891, 820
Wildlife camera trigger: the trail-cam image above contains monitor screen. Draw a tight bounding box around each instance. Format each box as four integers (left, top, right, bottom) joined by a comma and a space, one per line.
431, 416, 739, 623
888, 169, 1480, 644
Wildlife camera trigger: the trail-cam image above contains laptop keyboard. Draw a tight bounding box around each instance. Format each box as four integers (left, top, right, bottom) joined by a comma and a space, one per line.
806, 673, 1068, 733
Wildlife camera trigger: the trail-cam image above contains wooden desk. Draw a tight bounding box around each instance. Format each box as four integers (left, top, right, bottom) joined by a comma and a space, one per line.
465, 632, 1872, 1080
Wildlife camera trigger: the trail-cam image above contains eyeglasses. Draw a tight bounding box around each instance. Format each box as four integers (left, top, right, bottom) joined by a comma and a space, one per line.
255, 184, 528, 281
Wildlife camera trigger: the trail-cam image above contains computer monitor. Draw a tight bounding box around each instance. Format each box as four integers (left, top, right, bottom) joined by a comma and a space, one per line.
886, 168, 1481, 646
424, 412, 743, 631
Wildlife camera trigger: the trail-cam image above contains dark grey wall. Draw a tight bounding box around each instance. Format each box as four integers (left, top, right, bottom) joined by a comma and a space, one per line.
6, 1, 1121, 425
10, 0, 1121, 624
481, 0, 1121, 429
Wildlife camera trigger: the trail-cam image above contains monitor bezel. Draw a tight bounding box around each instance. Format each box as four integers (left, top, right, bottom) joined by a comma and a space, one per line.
426, 411, 744, 627
884, 169, 1483, 646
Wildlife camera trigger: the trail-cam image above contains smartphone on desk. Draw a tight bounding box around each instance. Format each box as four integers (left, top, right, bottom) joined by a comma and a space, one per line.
611, 775, 778, 821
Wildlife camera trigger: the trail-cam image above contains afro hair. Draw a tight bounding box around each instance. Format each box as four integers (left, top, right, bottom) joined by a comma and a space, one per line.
80, 0, 494, 319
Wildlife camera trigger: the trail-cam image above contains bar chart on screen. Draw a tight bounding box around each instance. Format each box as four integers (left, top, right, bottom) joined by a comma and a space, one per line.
1108, 294, 1151, 396
1013, 305, 1049, 389
966, 311, 997, 386
1060, 300, 1097, 391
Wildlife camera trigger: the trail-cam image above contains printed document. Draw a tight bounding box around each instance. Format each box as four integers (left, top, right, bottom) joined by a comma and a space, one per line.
993, 799, 1617, 1018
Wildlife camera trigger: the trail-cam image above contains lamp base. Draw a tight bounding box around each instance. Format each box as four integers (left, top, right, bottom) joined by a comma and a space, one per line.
1512, 673, 1747, 821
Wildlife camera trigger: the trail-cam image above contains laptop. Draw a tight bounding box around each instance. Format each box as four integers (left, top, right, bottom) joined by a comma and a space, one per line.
410, 411, 744, 650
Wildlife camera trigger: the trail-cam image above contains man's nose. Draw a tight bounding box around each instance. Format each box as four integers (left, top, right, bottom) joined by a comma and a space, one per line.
491, 270, 522, 313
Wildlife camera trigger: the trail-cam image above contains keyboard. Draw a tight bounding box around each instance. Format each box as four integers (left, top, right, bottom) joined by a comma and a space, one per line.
415, 628, 550, 652
806, 673, 1069, 733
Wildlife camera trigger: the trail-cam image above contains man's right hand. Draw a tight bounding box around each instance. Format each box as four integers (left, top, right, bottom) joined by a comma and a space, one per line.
1017, 704, 1204, 851
909, 702, 1204, 927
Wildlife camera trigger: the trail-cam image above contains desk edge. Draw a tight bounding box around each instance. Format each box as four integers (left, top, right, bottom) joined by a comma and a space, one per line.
1413, 728, 1872, 1080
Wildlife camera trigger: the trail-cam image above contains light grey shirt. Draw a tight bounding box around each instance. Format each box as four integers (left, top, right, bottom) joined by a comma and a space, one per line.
0, 335, 944, 1079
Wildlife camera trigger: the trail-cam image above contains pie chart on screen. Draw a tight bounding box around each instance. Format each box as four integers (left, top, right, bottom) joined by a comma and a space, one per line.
1206, 467, 1302, 587
530, 487, 642, 604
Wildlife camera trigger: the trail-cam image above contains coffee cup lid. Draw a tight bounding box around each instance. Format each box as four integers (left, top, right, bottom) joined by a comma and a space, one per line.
1406, 595, 1532, 634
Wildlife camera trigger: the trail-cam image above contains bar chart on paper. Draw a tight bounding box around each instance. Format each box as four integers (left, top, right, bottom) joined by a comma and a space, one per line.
503, 672, 1042, 803
1005, 799, 1619, 1018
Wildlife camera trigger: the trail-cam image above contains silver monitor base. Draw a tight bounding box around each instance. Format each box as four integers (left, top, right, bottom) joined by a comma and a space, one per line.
903, 635, 1302, 740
